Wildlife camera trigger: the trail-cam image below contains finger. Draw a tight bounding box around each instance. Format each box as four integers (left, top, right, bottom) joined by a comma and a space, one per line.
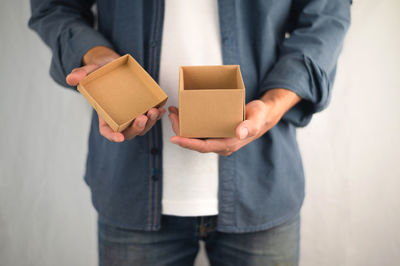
168, 106, 180, 135
170, 136, 210, 153
236, 118, 262, 140
66, 64, 100, 86
98, 116, 124, 142
170, 136, 235, 154
122, 115, 148, 140
168, 106, 179, 115
157, 107, 166, 120
168, 113, 180, 136
217, 151, 232, 157
139, 108, 160, 136
236, 120, 250, 140
134, 107, 166, 137
236, 100, 269, 140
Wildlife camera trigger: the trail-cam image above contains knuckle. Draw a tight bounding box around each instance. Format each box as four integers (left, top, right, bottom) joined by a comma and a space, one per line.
133, 125, 145, 133
220, 151, 231, 157
199, 146, 211, 153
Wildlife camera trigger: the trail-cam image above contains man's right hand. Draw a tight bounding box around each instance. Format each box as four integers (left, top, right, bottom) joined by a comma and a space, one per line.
66, 46, 166, 143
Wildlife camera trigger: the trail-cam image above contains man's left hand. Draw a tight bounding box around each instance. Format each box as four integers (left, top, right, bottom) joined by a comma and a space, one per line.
168, 88, 301, 156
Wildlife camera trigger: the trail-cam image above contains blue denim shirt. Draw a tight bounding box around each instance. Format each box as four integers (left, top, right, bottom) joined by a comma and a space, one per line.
29, 0, 351, 233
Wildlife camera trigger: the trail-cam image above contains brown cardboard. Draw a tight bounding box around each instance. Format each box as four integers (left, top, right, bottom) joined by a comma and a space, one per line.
179, 65, 245, 138
77, 54, 168, 132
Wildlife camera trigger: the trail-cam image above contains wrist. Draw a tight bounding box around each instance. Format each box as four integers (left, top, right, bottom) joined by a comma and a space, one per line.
259, 88, 301, 124
261, 88, 301, 114
82, 46, 120, 66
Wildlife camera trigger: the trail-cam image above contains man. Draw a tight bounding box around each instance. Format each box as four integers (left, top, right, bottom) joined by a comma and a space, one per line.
29, 0, 350, 265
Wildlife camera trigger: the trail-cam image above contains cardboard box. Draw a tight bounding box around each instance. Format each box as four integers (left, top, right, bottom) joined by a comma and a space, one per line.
77, 54, 168, 132
179, 65, 245, 138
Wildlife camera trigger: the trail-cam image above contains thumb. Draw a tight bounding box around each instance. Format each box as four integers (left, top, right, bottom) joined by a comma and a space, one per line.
236, 112, 263, 140
66, 64, 100, 86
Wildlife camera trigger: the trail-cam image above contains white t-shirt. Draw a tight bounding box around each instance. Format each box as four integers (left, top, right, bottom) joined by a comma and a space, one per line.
159, 0, 222, 216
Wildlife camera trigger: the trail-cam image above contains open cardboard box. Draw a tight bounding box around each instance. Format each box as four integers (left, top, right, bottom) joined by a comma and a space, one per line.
179, 65, 245, 138
77, 54, 168, 132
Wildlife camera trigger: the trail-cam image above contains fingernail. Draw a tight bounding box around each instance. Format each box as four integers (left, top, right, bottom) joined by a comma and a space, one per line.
138, 119, 146, 127
150, 113, 158, 121
114, 135, 122, 142
170, 138, 178, 144
240, 127, 248, 139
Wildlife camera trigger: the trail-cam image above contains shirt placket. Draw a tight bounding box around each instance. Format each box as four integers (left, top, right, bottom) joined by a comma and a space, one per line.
216, 0, 240, 231
146, 0, 165, 231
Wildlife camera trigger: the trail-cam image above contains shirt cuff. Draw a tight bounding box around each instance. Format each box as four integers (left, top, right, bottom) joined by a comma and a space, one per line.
50, 25, 114, 88
259, 54, 331, 127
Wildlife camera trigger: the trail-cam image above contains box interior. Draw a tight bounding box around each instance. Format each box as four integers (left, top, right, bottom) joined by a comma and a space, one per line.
181, 66, 244, 90
80, 55, 166, 125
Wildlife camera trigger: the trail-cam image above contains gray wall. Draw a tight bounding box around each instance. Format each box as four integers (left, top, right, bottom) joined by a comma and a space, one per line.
1, 1, 399, 266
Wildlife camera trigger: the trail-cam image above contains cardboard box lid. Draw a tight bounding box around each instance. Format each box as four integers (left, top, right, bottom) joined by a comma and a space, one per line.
179, 65, 245, 138
77, 54, 168, 132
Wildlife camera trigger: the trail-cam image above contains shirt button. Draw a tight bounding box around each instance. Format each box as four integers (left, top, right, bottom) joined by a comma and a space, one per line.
152, 175, 159, 181
151, 148, 159, 155
150, 40, 157, 48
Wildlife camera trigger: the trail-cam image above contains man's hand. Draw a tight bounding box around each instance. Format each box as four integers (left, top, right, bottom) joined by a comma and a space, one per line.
66, 46, 166, 142
168, 88, 301, 156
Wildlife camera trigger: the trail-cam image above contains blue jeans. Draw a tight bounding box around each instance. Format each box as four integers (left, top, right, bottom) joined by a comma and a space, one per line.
98, 213, 300, 266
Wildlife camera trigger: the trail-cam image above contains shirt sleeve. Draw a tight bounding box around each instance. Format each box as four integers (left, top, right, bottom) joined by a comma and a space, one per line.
259, 0, 351, 127
28, 0, 114, 89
